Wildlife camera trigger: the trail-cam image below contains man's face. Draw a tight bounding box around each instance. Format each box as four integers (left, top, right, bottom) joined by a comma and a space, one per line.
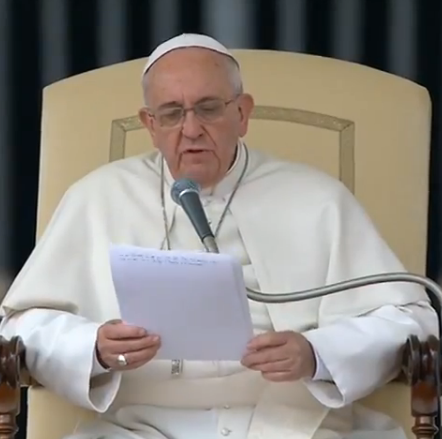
139, 48, 254, 188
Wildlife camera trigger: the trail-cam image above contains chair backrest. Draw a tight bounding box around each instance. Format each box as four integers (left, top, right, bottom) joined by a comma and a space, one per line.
26, 49, 431, 439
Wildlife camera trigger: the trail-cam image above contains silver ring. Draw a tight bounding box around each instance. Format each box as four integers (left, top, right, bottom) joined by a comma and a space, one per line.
117, 354, 128, 367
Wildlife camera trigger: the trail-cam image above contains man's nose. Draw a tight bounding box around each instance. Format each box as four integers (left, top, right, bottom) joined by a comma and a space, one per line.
181, 110, 204, 138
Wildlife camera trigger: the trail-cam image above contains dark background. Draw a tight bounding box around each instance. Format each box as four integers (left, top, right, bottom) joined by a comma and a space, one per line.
0, 1, 441, 437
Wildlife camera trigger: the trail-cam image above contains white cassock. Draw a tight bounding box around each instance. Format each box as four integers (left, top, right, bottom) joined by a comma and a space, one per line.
0, 142, 438, 439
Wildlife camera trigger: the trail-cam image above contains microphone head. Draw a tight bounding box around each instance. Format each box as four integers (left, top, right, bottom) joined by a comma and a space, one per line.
170, 178, 201, 205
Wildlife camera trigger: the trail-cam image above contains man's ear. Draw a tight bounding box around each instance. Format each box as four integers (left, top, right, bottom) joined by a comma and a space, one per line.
237, 93, 255, 137
139, 107, 155, 137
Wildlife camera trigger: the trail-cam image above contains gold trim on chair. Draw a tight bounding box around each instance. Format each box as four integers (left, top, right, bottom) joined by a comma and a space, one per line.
109, 105, 356, 193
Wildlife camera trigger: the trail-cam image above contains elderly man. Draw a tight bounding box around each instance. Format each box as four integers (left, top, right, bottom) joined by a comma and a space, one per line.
0, 33, 438, 439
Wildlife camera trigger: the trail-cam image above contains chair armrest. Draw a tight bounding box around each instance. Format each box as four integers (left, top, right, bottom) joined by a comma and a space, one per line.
0, 335, 36, 439
0, 335, 439, 439
401, 334, 440, 438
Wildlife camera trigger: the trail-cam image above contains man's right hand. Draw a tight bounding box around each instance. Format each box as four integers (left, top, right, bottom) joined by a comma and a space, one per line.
95, 320, 161, 371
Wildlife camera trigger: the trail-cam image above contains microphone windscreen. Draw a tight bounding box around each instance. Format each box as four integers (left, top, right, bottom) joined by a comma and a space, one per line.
170, 178, 201, 205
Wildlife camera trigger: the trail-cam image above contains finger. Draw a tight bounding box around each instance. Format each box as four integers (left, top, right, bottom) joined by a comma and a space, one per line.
262, 371, 294, 382
247, 331, 290, 351
123, 347, 159, 366
103, 324, 148, 340
247, 358, 293, 373
241, 347, 289, 367
103, 335, 160, 355
123, 359, 153, 371
109, 347, 160, 370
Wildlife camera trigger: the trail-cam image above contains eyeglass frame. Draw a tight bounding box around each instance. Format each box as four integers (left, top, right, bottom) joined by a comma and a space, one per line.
144, 95, 241, 128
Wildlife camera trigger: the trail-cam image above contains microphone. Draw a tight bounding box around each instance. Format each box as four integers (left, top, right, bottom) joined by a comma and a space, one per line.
170, 178, 219, 253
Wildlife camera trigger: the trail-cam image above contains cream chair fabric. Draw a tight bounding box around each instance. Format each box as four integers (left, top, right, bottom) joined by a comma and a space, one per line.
24, 50, 431, 439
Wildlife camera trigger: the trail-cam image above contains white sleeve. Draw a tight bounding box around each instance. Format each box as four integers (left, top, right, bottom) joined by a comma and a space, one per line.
0, 308, 121, 412
302, 300, 438, 408
311, 350, 332, 381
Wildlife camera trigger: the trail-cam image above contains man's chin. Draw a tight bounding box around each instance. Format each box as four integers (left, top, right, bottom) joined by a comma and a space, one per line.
181, 150, 212, 162
180, 166, 217, 188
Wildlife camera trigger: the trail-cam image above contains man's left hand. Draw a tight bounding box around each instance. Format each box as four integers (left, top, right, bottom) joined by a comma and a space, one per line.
241, 331, 316, 382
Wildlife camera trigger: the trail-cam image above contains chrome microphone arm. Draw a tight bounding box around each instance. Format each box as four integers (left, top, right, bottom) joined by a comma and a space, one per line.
244, 272, 442, 309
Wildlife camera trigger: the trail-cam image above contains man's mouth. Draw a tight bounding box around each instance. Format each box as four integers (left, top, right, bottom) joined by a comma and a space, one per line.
185, 149, 206, 154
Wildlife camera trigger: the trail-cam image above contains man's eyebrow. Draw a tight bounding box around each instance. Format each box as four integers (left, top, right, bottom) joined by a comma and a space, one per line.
157, 96, 223, 110
195, 96, 223, 103
157, 101, 183, 110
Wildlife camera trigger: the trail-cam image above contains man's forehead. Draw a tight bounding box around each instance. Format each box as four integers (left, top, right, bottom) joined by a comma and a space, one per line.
146, 49, 235, 104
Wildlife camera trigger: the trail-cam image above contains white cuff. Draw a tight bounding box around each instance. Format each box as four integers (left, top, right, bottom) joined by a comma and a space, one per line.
302, 326, 359, 408
311, 348, 332, 382
91, 348, 111, 377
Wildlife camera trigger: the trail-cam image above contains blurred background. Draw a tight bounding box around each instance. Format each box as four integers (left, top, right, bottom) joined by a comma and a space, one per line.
0, 0, 441, 436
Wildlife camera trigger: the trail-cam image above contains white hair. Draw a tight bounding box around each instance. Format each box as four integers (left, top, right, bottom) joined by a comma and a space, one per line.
141, 53, 244, 107
225, 56, 244, 96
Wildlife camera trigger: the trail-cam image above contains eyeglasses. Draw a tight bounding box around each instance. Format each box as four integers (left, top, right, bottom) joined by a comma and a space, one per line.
148, 97, 237, 128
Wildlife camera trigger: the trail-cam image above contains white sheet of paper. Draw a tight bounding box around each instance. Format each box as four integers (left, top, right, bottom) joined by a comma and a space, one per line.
109, 244, 254, 361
